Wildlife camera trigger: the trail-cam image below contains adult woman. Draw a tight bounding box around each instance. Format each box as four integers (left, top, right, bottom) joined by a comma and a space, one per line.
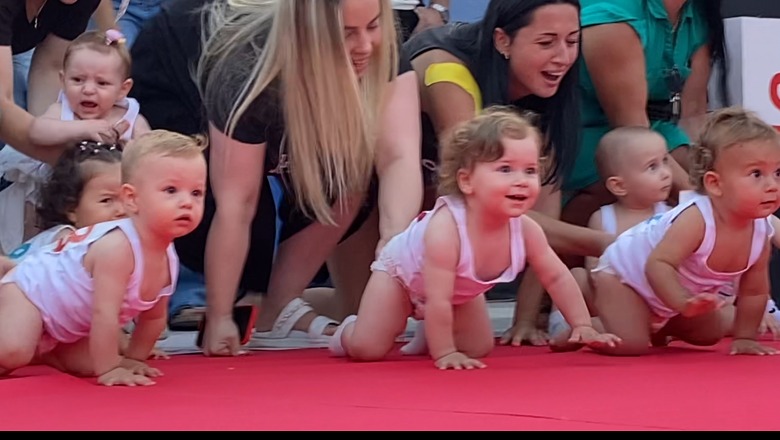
402, 0, 607, 346
561, 0, 726, 228
130, 0, 422, 354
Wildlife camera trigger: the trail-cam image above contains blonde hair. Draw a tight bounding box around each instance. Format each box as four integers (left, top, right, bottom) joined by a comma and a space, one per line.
197, 0, 398, 225
63, 30, 132, 79
690, 106, 780, 192
438, 106, 542, 196
122, 130, 207, 183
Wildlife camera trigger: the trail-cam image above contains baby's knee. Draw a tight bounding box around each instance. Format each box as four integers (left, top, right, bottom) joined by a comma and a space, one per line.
346, 340, 391, 362
461, 336, 495, 359
0, 341, 36, 371
345, 331, 394, 362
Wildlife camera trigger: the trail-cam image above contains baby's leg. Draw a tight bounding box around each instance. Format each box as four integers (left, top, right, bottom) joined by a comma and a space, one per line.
589, 271, 653, 356
39, 338, 95, 377
453, 294, 495, 358
0, 284, 44, 375
334, 271, 412, 361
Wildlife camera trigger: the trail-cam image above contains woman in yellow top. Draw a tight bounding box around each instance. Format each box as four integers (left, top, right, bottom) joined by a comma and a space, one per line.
402, 0, 608, 346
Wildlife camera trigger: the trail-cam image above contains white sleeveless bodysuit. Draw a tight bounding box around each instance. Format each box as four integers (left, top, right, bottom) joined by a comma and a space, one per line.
7, 224, 75, 263
58, 91, 141, 141
371, 195, 527, 319
594, 193, 773, 322
598, 202, 670, 235
1, 218, 179, 351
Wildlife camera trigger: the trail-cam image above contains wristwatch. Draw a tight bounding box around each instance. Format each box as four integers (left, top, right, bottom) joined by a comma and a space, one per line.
429, 3, 450, 23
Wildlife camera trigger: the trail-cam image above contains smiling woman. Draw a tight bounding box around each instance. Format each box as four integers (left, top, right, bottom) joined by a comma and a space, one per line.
401, 0, 612, 348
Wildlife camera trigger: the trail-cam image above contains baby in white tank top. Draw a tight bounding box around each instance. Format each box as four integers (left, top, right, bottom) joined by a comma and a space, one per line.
550, 127, 673, 344
330, 108, 621, 369
0, 130, 206, 386
586, 107, 780, 357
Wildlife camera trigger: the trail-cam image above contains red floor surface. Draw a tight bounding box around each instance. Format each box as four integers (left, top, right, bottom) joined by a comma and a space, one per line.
1, 339, 779, 431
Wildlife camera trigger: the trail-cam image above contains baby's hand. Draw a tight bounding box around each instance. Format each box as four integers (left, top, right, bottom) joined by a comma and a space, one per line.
569, 325, 621, 349
149, 348, 170, 360
119, 357, 163, 378
434, 352, 486, 370
98, 366, 156, 387
681, 292, 724, 317
729, 339, 778, 356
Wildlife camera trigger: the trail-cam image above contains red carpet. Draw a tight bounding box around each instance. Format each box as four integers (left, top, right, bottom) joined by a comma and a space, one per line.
2, 339, 779, 431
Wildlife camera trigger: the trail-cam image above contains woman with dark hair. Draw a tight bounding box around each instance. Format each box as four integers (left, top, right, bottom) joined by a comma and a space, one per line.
403, 0, 609, 346
561, 0, 726, 229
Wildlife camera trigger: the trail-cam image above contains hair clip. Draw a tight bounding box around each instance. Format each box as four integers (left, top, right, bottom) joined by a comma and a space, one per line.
105, 29, 126, 46
78, 140, 122, 154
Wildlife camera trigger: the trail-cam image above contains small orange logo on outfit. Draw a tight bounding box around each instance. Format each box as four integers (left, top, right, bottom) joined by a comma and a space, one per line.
53, 226, 94, 252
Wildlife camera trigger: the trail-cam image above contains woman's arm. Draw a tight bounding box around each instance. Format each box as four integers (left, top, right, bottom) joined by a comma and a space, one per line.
92, 0, 117, 32
374, 71, 423, 253
678, 45, 712, 143
26, 34, 71, 117
581, 22, 650, 127
582, 22, 691, 192
412, 52, 478, 140
0, 45, 40, 158
203, 123, 265, 331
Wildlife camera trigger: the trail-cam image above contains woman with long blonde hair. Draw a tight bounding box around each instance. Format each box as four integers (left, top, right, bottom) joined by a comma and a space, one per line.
128, 0, 422, 354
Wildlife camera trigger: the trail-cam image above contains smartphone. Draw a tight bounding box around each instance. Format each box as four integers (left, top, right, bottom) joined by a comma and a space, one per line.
196, 304, 258, 348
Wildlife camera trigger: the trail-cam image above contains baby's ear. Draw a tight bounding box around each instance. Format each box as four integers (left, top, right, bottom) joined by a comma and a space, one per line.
605, 176, 627, 198
120, 183, 138, 214
456, 168, 474, 195
702, 170, 722, 198
66, 208, 78, 225
119, 77, 134, 100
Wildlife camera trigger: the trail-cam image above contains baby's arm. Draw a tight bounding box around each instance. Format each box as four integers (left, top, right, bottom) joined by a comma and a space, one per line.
421, 208, 464, 366
645, 207, 711, 315
521, 216, 591, 329
124, 295, 169, 363
86, 231, 133, 378
584, 210, 604, 270
731, 239, 777, 355
29, 103, 117, 146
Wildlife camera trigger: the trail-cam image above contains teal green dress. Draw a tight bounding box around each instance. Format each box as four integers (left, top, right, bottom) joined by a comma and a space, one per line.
563, 0, 710, 195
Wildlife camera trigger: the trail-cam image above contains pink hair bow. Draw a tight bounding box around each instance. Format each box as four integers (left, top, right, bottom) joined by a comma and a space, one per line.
106, 29, 126, 45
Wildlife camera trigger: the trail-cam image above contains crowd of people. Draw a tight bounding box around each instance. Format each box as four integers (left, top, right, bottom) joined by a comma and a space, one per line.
0, 0, 779, 386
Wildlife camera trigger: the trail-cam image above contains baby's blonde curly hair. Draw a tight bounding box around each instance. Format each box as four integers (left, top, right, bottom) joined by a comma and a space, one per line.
438, 106, 542, 196
689, 106, 780, 192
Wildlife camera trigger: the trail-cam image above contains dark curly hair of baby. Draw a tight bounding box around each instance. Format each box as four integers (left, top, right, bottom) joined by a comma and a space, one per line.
36, 140, 122, 230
